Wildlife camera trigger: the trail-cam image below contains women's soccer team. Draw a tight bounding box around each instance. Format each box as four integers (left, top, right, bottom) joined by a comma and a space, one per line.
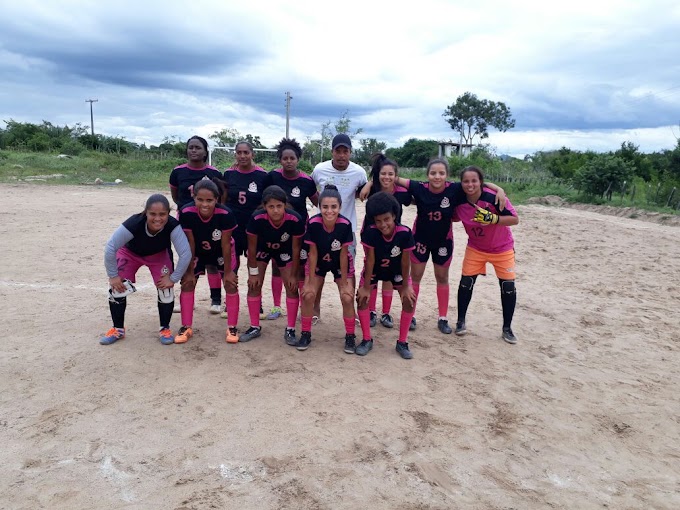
102, 134, 519, 359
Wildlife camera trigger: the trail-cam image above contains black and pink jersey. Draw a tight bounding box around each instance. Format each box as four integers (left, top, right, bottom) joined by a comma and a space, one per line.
408, 180, 465, 242
122, 213, 180, 257
179, 202, 238, 263
222, 166, 268, 228
306, 213, 353, 272
263, 169, 318, 222
169, 164, 223, 208
362, 184, 412, 230
361, 224, 415, 282
246, 208, 306, 260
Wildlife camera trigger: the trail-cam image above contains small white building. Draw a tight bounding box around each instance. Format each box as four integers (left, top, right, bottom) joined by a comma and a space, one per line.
438, 141, 474, 158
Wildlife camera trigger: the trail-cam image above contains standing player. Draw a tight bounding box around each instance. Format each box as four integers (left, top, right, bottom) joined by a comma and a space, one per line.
169, 136, 224, 314
453, 166, 519, 344
176, 179, 239, 344
356, 192, 417, 359
310, 134, 367, 321
297, 185, 356, 352
360, 153, 411, 329
261, 137, 318, 320
241, 186, 306, 343
102, 194, 192, 345
377, 159, 506, 334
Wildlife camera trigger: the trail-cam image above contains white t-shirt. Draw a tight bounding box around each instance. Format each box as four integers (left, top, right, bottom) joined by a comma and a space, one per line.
311, 160, 367, 233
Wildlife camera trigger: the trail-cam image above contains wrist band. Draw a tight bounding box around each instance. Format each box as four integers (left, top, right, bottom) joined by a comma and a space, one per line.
248, 267, 259, 276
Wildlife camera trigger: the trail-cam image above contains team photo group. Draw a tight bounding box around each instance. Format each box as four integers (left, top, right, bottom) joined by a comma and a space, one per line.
102, 133, 519, 359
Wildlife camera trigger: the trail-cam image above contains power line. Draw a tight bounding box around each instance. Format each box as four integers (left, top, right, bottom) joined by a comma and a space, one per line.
85, 99, 98, 136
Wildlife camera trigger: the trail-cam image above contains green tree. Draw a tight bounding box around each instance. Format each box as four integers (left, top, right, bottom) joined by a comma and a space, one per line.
209, 128, 242, 147
304, 111, 364, 165
442, 92, 515, 145
615, 141, 653, 181
354, 137, 387, 166
574, 154, 635, 196
386, 138, 438, 167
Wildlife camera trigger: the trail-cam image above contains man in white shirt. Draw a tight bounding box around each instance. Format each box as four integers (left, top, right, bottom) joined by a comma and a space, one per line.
310, 134, 368, 323
311, 133, 367, 258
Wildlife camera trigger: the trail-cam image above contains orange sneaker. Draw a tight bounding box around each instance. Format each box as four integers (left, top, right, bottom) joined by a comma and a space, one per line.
175, 326, 193, 344
100, 327, 125, 345
226, 327, 239, 343
159, 328, 175, 345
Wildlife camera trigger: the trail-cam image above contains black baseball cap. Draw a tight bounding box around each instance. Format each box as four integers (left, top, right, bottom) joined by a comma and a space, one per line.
332, 133, 352, 150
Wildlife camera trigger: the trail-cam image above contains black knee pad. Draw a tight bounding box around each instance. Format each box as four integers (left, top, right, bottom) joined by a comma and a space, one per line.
500, 279, 516, 295
459, 275, 477, 291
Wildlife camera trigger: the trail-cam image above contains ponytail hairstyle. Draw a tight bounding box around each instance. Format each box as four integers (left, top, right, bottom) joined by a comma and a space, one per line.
319, 183, 342, 207
426, 157, 450, 176
369, 153, 399, 194
143, 193, 171, 215
276, 137, 302, 160
365, 191, 400, 222
186, 135, 209, 162
460, 165, 485, 187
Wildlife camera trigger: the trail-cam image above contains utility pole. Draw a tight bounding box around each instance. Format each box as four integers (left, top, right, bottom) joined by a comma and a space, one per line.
85, 99, 98, 136
284, 91, 292, 138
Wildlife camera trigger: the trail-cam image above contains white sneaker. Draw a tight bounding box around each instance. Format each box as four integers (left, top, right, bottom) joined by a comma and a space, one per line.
173, 304, 181, 313
209, 303, 221, 314
220, 306, 228, 319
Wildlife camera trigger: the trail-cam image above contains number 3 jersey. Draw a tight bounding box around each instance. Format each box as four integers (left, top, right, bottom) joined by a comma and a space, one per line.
453, 189, 517, 253
178, 202, 238, 264
408, 180, 466, 242
246, 208, 306, 259
360, 224, 415, 281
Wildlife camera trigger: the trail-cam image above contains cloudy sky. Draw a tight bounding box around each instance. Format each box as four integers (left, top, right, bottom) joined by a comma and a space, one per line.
1, 0, 679, 157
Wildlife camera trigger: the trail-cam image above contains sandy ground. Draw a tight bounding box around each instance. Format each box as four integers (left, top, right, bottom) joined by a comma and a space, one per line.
0, 183, 679, 510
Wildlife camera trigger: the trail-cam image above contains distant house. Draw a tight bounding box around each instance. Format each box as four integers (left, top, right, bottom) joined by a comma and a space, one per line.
438, 141, 474, 158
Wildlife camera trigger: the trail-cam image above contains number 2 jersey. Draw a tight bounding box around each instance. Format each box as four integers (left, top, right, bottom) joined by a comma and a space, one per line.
360, 223, 415, 283
453, 189, 517, 253
178, 202, 238, 265
408, 180, 466, 241
222, 166, 268, 229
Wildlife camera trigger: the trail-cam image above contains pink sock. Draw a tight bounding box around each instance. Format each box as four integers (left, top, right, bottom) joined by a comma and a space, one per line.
286, 297, 299, 329
381, 290, 393, 315
357, 308, 372, 340
301, 316, 312, 332
226, 292, 239, 328
272, 276, 283, 307
412, 283, 421, 313
247, 296, 261, 327
343, 316, 356, 335
369, 287, 378, 312
207, 271, 221, 289
399, 311, 414, 342
436, 284, 449, 318
180, 291, 194, 327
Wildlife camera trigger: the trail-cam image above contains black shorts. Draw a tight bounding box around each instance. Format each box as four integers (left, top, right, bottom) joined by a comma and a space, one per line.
361, 270, 405, 289
193, 254, 236, 277
314, 253, 355, 280
232, 228, 248, 258
255, 249, 296, 268
411, 237, 453, 267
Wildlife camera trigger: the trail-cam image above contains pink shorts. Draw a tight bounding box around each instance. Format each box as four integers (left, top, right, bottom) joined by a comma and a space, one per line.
116, 246, 174, 283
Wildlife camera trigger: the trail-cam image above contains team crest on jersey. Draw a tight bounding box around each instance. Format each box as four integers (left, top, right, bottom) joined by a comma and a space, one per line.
161, 265, 169, 275
440, 197, 451, 208
280, 253, 291, 262
438, 247, 448, 257
331, 239, 341, 251
212, 229, 222, 241
394, 275, 403, 283
248, 182, 258, 193
217, 257, 224, 266
300, 249, 308, 260
280, 232, 290, 242
390, 246, 401, 257
291, 186, 301, 198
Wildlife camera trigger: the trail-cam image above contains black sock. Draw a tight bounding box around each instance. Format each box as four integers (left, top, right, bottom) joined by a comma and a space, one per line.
109, 296, 126, 328
158, 301, 174, 329
499, 279, 516, 329
457, 276, 477, 323
210, 287, 221, 304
